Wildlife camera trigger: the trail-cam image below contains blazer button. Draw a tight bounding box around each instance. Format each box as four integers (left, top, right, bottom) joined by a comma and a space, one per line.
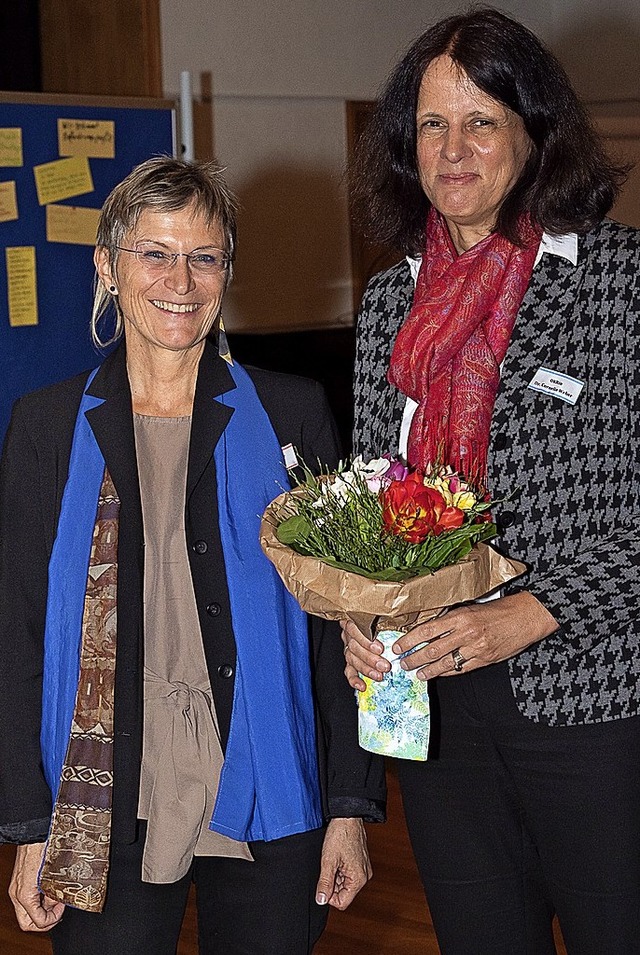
206, 602, 221, 617
192, 540, 208, 554
217, 664, 233, 679
493, 432, 507, 451
499, 510, 516, 530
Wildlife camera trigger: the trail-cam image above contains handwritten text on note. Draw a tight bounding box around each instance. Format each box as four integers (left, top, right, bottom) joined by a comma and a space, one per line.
46, 204, 101, 246
0, 181, 19, 222
6, 247, 38, 327
58, 119, 115, 159
0, 128, 23, 167
33, 156, 94, 206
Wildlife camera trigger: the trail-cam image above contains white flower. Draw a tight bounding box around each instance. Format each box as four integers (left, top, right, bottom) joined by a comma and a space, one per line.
328, 475, 355, 503
351, 456, 392, 493
312, 473, 355, 509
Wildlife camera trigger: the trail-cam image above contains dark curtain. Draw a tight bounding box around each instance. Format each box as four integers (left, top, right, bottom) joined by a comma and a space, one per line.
0, 0, 41, 91
228, 329, 356, 454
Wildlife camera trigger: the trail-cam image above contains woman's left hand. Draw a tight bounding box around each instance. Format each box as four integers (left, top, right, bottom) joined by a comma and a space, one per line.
9, 843, 66, 932
315, 817, 372, 910
394, 591, 559, 680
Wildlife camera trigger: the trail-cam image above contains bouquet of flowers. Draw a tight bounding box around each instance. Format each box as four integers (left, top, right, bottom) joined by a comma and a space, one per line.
261, 455, 524, 760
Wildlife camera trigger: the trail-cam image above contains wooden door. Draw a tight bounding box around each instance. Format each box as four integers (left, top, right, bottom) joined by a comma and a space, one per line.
39, 0, 162, 97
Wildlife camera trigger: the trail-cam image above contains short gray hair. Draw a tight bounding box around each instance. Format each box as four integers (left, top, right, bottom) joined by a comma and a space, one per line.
91, 156, 239, 347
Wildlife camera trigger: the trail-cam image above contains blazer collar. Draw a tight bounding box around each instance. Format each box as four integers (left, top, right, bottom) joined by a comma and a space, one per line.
84, 345, 139, 507
83, 339, 236, 503
84, 337, 236, 401
187, 339, 235, 498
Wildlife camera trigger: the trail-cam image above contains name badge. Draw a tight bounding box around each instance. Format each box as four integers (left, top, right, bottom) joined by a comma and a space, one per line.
527, 367, 585, 405
281, 443, 298, 470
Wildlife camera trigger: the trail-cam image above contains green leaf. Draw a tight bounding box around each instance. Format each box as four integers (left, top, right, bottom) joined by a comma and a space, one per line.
276, 514, 313, 545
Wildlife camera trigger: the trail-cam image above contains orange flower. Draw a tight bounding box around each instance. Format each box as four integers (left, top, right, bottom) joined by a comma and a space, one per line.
380, 473, 464, 543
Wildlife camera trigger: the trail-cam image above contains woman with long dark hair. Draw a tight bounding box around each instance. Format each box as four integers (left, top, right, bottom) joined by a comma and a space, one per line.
343, 9, 640, 953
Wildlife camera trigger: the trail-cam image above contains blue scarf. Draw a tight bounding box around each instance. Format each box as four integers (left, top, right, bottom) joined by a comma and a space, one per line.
41, 360, 322, 843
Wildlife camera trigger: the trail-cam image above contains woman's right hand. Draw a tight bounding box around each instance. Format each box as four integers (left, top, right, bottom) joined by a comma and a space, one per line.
9, 842, 65, 932
341, 619, 391, 691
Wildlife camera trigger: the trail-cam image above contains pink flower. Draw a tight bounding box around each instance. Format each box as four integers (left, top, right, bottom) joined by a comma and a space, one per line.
351, 456, 393, 493
384, 455, 410, 484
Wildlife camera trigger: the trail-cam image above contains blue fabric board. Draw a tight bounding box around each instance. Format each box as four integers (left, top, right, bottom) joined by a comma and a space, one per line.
0, 99, 174, 441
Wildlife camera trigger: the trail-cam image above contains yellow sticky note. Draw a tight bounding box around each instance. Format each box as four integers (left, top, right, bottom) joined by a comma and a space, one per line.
6, 246, 38, 327
46, 204, 101, 246
0, 128, 23, 167
33, 156, 94, 206
0, 181, 18, 222
58, 119, 115, 159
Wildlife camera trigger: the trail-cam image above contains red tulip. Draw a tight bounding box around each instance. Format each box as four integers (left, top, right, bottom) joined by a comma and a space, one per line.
380, 472, 464, 543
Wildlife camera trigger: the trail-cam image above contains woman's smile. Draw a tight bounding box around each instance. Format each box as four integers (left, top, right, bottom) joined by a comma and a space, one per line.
416, 54, 532, 251
149, 299, 202, 314
96, 203, 227, 357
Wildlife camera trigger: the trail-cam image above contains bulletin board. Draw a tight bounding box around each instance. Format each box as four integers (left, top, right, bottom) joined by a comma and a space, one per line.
0, 91, 175, 440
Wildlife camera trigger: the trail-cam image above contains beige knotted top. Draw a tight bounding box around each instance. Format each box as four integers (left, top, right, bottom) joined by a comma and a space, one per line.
134, 414, 252, 884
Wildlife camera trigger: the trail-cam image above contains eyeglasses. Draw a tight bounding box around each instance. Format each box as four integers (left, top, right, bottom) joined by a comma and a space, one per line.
115, 245, 230, 275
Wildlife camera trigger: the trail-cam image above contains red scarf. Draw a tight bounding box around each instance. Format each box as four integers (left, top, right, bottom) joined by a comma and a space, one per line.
388, 208, 541, 481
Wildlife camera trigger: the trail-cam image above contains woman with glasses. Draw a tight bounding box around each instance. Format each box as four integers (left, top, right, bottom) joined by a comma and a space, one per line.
0, 157, 385, 955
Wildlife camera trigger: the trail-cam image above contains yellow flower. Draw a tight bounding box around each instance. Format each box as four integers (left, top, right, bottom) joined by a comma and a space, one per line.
424, 474, 454, 505
452, 490, 477, 511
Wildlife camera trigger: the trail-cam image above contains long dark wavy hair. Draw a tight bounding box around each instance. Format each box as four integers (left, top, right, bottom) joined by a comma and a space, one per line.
350, 7, 627, 254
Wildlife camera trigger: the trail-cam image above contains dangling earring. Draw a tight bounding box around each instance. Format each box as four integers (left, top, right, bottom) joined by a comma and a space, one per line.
217, 314, 233, 365
109, 284, 118, 295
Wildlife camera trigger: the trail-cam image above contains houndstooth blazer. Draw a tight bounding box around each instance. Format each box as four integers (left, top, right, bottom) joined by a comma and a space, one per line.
353, 218, 640, 726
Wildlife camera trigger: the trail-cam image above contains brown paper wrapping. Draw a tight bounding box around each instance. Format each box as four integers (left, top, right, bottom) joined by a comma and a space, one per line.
260, 491, 526, 638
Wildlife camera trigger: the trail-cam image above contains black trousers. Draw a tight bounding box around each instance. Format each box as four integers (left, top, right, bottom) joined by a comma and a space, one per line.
397, 662, 640, 955
50, 824, 328, 955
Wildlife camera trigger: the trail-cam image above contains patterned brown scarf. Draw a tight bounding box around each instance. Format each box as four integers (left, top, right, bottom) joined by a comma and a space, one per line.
39, 469, 119, 913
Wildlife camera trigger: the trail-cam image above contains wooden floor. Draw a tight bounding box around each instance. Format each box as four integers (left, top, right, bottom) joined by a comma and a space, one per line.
0, 768, 567, 954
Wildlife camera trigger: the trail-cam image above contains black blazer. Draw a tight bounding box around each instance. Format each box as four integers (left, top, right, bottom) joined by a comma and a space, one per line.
0, 342, 385, 844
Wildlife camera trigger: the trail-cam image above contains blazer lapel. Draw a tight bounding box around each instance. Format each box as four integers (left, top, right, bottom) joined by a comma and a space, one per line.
369, 262, 414, 457
488, 239, 588, 494
81, 345, 145, 843
187, 340, 235, 500
497, 242, 588, 407
84, 346, 141, 512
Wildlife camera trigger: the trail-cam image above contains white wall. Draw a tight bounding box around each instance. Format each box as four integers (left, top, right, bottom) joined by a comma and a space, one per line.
160, 0, 640, 332
161, 0, 561, 100
550, 0, 640, 102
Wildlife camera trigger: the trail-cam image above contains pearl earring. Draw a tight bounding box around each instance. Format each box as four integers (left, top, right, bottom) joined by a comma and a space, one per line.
109, 284, 118, 295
